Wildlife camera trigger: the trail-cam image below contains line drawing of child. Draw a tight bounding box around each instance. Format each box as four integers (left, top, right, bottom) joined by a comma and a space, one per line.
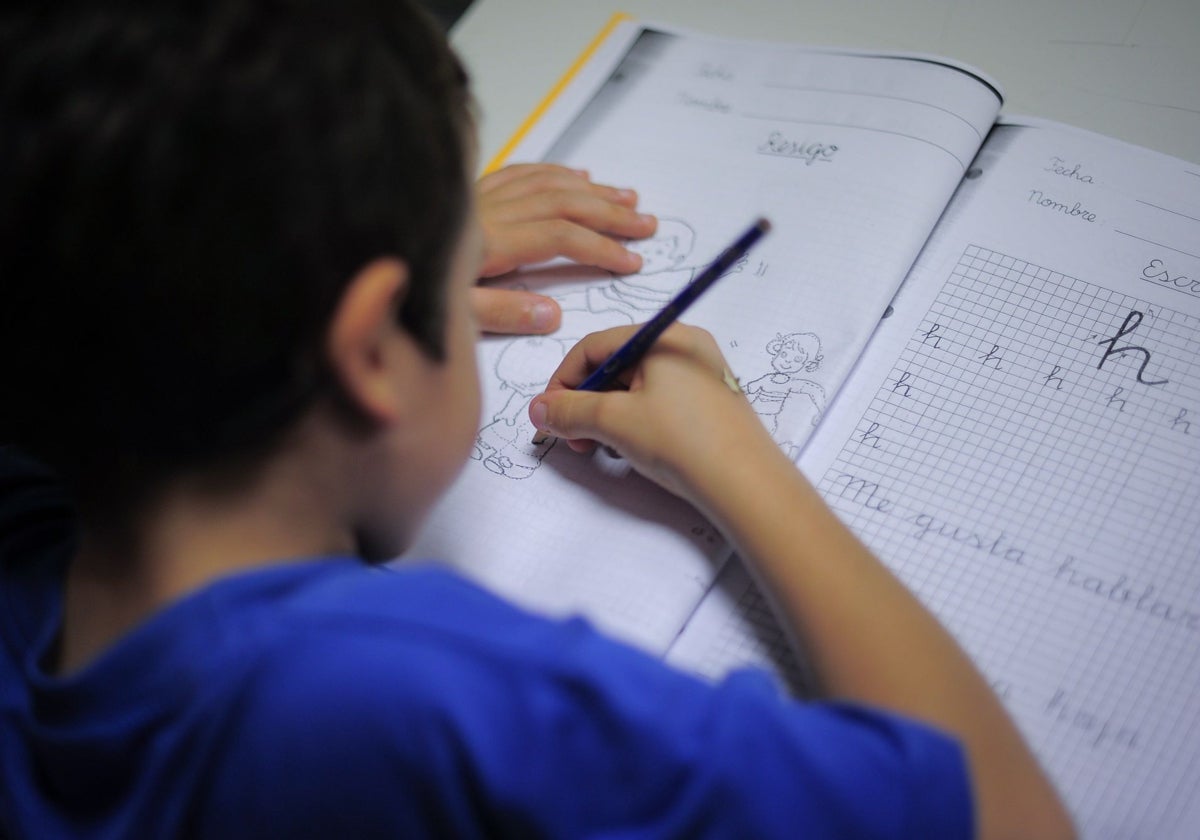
554, 218, 706, 336
472, 336, 569, 479
744, 331, 827, 457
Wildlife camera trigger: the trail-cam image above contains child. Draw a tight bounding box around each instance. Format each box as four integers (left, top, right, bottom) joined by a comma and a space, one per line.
0, 2, 1072, 837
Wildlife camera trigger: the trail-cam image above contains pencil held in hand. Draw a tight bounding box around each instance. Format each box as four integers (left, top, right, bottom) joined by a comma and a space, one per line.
531, 218, 771, 445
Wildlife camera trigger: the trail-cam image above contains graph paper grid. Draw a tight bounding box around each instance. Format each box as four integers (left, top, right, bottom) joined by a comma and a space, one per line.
815, 244, 1200, 837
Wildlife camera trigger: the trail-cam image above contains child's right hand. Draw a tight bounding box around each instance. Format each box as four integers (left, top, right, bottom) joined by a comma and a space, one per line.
530, 326, 1077, 840
528, 324, 784, 506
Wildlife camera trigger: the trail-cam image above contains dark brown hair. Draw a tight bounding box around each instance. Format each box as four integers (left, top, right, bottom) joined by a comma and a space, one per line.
0, 0, 473, 512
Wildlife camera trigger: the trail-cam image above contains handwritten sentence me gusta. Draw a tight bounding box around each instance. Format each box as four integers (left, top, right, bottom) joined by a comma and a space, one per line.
832, 473, 1198, 632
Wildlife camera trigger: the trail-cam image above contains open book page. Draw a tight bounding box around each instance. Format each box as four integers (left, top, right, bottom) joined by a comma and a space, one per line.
664, 557, 819, 697
400, 20, 1003, 656
783, 119, 1199, 837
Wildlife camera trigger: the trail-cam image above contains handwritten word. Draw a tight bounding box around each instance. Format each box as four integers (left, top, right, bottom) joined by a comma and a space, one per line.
1045, 689, 1138, 750
1027, 189, 1096, 222
1096, 310, 1169, 386
1054, 556, 1199, 632
1173, 408, 1191, 434
830, 472, 893, 513
1044, 156, 1094, 184
698, 62, 733, 81
758, 131, 838, 165
1142, 258, 1200, 299
909, 513, 1026, 565
678, 91, 731, 113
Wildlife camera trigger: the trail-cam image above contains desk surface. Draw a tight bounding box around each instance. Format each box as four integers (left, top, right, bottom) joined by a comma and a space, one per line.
450, 0, 1200, 166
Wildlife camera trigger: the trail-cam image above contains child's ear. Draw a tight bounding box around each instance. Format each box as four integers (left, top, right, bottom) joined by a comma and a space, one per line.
325, 257, 413, 425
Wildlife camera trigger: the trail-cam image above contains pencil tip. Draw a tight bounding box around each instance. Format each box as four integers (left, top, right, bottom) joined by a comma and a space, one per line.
756, 217, 772, 233
531, 430, 552, 445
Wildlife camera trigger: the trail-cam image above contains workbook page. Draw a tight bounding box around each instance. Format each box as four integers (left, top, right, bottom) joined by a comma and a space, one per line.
401, 21, 1002, 656
792, 119, 1200, 837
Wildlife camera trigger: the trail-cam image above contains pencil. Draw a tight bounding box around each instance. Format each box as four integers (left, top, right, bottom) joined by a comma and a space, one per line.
532, 217, 771, 445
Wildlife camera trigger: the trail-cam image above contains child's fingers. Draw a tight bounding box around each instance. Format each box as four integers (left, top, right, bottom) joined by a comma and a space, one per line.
470, 287, 561, 335
484, 189, 656, 239
544, 323, 727, 392
476, 162, 584, 193
479, 219, 645, 278
479, 163, 638, 209
529, 388, 627, 448
532, 324, 761, 498
543, 324, 644, 391
476, 163, 657, 278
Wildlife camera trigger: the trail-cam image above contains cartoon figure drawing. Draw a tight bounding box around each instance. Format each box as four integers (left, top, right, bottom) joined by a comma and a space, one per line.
554, 218, 708, 335
472, 336, 568, 479
744, 331, 827, 457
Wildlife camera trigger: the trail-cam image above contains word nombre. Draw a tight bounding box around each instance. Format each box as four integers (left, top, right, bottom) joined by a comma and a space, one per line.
1027, 189, 1096, 222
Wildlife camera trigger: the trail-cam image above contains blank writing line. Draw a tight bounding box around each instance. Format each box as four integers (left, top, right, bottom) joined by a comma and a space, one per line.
740, 112, 967, 169
1114, 229, 1200, 261
1136, 199, 1200, 225
760, 83, 984, 140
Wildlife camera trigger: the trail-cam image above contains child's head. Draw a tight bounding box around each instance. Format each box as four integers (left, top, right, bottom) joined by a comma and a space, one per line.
767, 332, 823, 374
621, 218, 694, 292
0, 0, 475, 530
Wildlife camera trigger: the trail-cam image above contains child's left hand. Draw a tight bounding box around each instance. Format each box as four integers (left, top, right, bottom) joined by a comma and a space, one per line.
473, 164, 657, 335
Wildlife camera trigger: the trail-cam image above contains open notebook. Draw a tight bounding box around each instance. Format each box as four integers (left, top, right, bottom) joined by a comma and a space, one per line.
400, 16, 1200, 837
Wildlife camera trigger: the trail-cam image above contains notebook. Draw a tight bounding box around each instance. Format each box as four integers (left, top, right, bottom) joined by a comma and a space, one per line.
402, 16, 1200, 836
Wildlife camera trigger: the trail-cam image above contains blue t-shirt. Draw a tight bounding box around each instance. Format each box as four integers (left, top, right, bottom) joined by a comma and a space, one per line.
0, 448, 973, 838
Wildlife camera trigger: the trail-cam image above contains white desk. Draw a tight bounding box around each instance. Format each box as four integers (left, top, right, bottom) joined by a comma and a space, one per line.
451, 0, 1200, 166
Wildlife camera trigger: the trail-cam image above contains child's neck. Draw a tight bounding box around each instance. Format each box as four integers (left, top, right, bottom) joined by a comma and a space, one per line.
56, 447, 356, 675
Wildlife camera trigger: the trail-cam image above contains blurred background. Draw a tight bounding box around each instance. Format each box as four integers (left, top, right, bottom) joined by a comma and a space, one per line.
419, 0, 473, 29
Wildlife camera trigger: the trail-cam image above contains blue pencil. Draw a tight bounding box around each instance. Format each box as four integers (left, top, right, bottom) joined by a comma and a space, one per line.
532, 217, 771, 445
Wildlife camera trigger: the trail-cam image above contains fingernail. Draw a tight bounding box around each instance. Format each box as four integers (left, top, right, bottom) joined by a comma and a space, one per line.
529, 300, 558, 331
622, 250, 643, 271
616, 188, 637, 201
639, 212, 657, 227
529, 400, 549, 430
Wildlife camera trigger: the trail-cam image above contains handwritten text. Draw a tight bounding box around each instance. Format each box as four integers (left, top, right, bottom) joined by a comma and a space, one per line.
1027, 189, 1097, 222
678, 91, 731, 113
1044, 156, 1095, 184
1142, 258, 1200, 299
758, 131, 838, 165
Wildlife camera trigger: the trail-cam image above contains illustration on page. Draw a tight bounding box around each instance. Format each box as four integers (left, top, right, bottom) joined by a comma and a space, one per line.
744, 330, 827, 458
472, 218, 744, 479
